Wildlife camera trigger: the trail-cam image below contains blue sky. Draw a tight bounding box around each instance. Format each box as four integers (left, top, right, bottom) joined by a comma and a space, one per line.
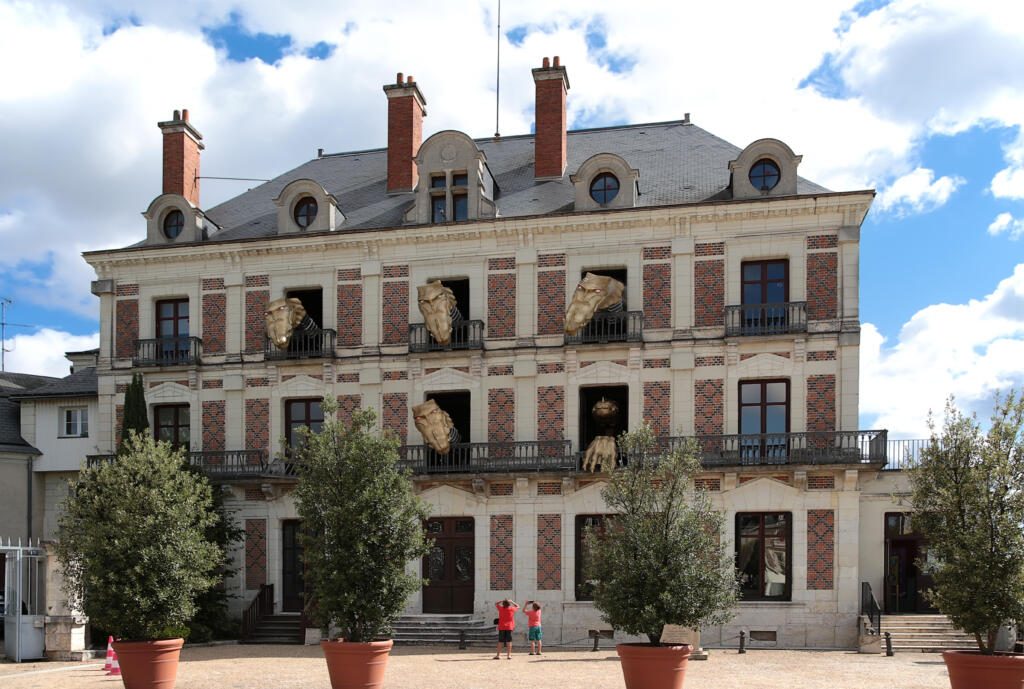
0, 0, 1022, 436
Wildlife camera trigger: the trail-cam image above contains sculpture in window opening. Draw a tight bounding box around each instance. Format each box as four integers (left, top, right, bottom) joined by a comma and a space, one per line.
581, 398, 620, 472
264, 297, 319, 349
413, 399, 459, 455
565, 273, 625, 336
417, 280, 463, 346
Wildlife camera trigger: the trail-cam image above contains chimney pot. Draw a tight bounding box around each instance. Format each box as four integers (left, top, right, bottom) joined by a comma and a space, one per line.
407, 75, 414, 83
173, 109, 181, 120
553, 55, 560, 67
396, 72, 403, 84
542, 56, 550, 68
182, 108, 189, 122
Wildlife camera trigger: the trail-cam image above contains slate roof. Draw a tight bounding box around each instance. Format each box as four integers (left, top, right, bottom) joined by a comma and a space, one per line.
11, 367, 97, 400
193, 120, 831, 245
0, 372, 58, 455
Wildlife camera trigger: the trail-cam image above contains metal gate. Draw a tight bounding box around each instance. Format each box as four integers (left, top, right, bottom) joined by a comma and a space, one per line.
1, 539, 46, 662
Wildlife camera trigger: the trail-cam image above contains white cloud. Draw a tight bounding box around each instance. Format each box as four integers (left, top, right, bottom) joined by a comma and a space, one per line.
861, 264, 1024, 437
991, 166, 1024, 199
3, 329, 99, 378
988, 212, 1024, 240
875, 167, 964, 215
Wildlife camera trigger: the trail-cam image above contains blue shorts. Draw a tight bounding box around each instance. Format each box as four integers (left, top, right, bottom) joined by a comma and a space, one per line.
528, 626, 542, 641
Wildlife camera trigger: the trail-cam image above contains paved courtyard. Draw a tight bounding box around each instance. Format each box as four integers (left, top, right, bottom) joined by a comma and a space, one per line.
0, 644, 951, 689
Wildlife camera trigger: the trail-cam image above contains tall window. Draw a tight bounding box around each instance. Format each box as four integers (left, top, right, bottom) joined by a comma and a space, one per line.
430, 172, 469, 223
741, 260, 788, 334
739, 379, 789, 461
285, 398, 324, 448
575, 514, 608, 601
60, 407, 88, 437
736, 512, 791, 600
155, 298, 190, 363
154, 404, 190, 448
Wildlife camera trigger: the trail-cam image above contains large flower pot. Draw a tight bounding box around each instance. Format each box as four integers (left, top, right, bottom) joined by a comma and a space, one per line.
112, 638, 184, 689
321, 639, 394, 689
616, 643, 692, 689
942, 650, 1024, 689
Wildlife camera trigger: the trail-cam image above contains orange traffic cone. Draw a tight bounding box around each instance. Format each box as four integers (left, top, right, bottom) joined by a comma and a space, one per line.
107, 645, 121, 676
103, 636, 114, 672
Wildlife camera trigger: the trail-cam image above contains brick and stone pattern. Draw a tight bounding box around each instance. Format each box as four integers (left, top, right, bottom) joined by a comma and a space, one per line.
382, 392, 408, 442
487, 271, 516, 339
807, 374, 836, 433
807, 252, 838, 320
115, 404, 124, 443
695, 477, 721, 491
537, 386, 564, 441
537, 256, 566, 335
643, 381, 671, 436
537, 514, 562, 591
695, 356, 725, 367
245, 289, 269, 353
245, 274, 270, 288
807, 234, 838, 250
537, 481, 562, 496
537, 362, 564, 374
245, 399, 269, 452
488, 388, 515, 443
643, 358, 670, 369
807, 350, 837, 362
382, 278, 408, 345
490, 514, 514, 590
245, 519, 267, 590
202, 400, 225, 451
488, 364, 513, 376
336, 282, 363, 347
115, 283, 139, 297
807, 474, 835, 490
115, 299, 139, 359
694, 259, 724, 327
695, 242, 725, 257
807, 509, 835, 590
643, 262, 671, 329
489, 482, 513, 497
202, 292, 226, 354
694, 379, 724, 435
336, 394, 361, 426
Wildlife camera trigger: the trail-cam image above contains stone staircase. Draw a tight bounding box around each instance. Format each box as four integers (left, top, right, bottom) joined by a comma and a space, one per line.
392, 614, 495, 646
881, 614, 977, 653
242, 613, 304, 645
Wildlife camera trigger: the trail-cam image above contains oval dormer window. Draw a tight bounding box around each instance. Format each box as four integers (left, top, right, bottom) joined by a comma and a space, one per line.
749, 159, 781, 192
163, 210, 184, 239
589, 172, 620, 205
294, 197, 318, 228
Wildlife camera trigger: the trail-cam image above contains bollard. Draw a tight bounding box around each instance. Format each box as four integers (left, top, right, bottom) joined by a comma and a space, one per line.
738, 630, 746, 654
458, 629, 467, 650
884, 631, 893, 657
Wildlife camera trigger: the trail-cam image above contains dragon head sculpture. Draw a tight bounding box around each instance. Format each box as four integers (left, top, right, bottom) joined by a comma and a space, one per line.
417, 280, 458, 345
412, 398, 456, 454
265, 297, 307, 350
592, 397, 620, 426
565, 273, 625, 336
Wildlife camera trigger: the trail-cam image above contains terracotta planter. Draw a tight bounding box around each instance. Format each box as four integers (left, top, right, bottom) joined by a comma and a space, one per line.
321, 638, 393, 689
112, 638, 184, 689
616, 643, 692, 689
942, 650, 1024, 689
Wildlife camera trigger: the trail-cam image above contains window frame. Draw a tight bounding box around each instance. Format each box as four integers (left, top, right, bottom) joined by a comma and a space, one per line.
59, 407, 89, 438
285, 397, 325, 449
749, 158, 781, 192
153, 403, 190, 449
738, 379, 791, 435
429, 170, 470, 223
155, 298, 190, 339
735, 511, 792, 601
162, 209, 185, 239
741, 259, 789, 306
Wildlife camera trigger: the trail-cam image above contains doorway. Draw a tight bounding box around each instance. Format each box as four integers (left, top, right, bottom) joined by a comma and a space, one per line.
281, 520, 304, 613
883, 512, 935, 613
422, 517, 474, 613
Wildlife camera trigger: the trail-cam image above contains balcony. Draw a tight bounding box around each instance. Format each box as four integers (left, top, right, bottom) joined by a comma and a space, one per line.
408, 320, 485, 353
86, 450, 297, 480
565, 311, 643, 345
724, 302, 807, 337
264, 329, 336, 361
133, 337, 202, 366
645, 430, 888, 467
398, 440, 575, 475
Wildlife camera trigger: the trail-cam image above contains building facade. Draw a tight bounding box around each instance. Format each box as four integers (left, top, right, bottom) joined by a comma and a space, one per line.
82, 57, 914, 648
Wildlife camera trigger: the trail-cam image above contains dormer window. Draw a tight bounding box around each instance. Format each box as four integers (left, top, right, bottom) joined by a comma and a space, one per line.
429, 171, 470, 223
163, 210, 185, 239
571, 153, 638, 211
293, 196, 318, 228
272, 179, 342, 234
589, 173, 620, 205
406, 131, 497, 225
728, 139, 802, 200
749, 159, 780, 192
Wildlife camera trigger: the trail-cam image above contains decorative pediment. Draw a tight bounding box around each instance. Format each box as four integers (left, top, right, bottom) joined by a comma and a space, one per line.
728, 475, 799, 506
574, 360, 629, 384
736, 352, 791, 377
147, 381, 190, 401
421, 366, 478, 389
418, 482, 483, 505
278, 374, 327, 397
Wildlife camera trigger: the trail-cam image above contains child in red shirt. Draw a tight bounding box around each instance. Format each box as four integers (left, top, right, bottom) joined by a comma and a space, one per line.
524, 600, 543, 655
493, 599, 520, 659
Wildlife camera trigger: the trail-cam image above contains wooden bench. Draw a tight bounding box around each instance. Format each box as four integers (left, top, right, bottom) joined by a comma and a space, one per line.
589, 628, 614, 651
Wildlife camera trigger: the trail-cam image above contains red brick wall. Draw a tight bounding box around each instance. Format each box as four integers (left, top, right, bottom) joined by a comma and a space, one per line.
695, 242, 725, 257
245, 399, 269, 452
490, 514, 514, 590
162, 129, 201, 205
202, 400, 225, 451
244, 519, 267, 590
386, 92, 423, 192
534, 69, 567, 178
537, 386, 564, 441
488, 388, 515, 443
487, 266, 516, 339
537, 254, 566, 335
537, 514, 562, 591
382, 392, 408, 442
537, 481, 562, 496
202, 292, 226, 354
643, 381, 672, 436
643, 257, 671, 329
807, 509, 835, 590
695, 355, 725, 367
336, 394, 361, 426
807, 474, 835, 490
695, 477, 721, 491
382, 271, 408, 345
694, 379, 724, 435
490, 482, 513, 497
694, 259, 724, 328
245, 288, 269, 354
115, 299, 139, 359
336, 279, 362, 347
807, 374, 836, 433
807, 251, 838, 320
807, 234, 838, 250
807, 350, 837, 362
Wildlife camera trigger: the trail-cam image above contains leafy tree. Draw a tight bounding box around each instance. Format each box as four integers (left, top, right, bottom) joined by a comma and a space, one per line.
909, 391, 1024, 654
295, 396, 431, 642
585, 424, 737, 645
56, 432, 221, 640
119, 372, 149, 453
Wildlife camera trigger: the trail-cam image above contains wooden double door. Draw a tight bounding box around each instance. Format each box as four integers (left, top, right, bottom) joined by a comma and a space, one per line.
422, 517, 474, 614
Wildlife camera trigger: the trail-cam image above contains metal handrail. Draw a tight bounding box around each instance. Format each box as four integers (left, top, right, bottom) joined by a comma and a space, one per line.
264, 329, 337, 360
133, 336, 202, 366
241, 583, 274, 641
409, 320, 485, 352
724, 302, 807, 337
861, 581, 882, 634
654, 430, 888, 467
398, 440, 575, 474
882, 439, 931, 471
188, 450, 269, 477
565, 310, 643, 345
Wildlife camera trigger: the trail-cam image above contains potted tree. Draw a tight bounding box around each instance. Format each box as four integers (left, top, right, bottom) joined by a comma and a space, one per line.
909, 392, 1024, 689
55, 432, 222, 689
585, 424, 737, 689
295, 396, 430, 689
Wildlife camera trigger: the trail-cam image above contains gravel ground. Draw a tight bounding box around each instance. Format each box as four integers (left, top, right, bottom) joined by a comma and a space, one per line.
0, 644, 951, 689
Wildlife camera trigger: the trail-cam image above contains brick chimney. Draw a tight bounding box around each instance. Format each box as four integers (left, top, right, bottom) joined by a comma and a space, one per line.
157, 108, 204, 206
533, 56, 570, 179
383, 73, 427, 193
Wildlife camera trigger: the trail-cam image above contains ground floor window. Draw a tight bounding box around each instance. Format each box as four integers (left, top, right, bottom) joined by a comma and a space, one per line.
736, 512, 791, 601
575, 514, 608, 601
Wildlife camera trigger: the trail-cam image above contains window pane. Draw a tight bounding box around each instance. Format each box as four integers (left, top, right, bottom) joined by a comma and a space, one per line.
766, 262, 786, 280
763, 513, 786, 533
738, 514, 761, 535
741, 407, 761, 434
738, 538, 761, 593
764, 537, 787, 597
159, 302, 175, 318
81, 412, 88, 435
431, 176, 446, 188
432, 196, 446, 223
310, 401, 323, 422
743, 284, 763, 305
743, 264, 762, 281
158, 407, 174, 424
177, 406, 189, 424
766, 382, 787, 403
288, 401, 306, 423
766, 282, 785, 303
765, 406, 786, 433
741, 383, 761, 404
453, 194, 468, 221
452, 173, 468, 186
177, 301, 189, 318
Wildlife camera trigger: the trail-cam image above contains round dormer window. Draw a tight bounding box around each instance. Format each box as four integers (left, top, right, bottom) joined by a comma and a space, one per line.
589, 172, 620, 204
749, 159, 781, 192
163, 210, 184, 239
293, 197, 318, 228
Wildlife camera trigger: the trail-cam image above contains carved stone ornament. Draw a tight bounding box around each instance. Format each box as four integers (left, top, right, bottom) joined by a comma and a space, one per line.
565, 272, 625, 335
417, 280, 459, 345
412, 398, 456, 455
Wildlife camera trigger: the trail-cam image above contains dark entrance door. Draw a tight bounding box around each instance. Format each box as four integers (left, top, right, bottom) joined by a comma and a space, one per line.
884, 512, 936, 613
422, 517, 474, 613
282, 520, 304, 613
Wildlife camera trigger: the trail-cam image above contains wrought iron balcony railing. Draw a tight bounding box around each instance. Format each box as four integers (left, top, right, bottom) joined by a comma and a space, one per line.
724, 302, 807, 337
565, 310, 643, 345
408, 320, 485, 353
398, 440, 575, 475
133, 336, 202, 366
648, 430, 888, 467
87, 450, 286, 479
882, 438, 933, 471
264, 329, 336, 360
